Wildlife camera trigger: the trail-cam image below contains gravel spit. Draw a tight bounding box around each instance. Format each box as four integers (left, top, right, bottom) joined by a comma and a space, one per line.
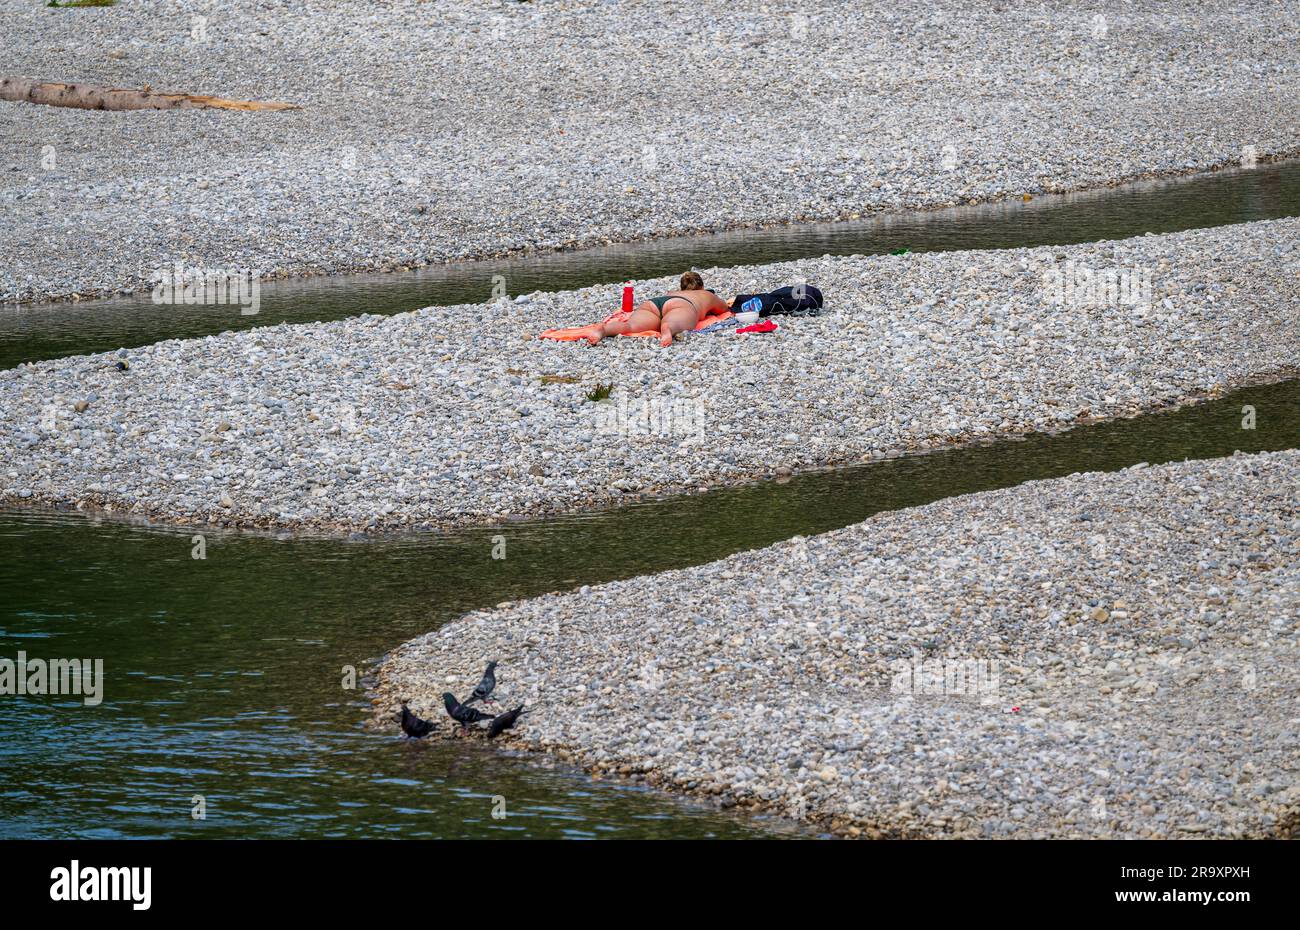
0, 218, 1296, 530
376, 450, 1300, 838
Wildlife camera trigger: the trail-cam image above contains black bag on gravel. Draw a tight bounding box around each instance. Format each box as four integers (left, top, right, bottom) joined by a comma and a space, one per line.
732, 284, 824, 317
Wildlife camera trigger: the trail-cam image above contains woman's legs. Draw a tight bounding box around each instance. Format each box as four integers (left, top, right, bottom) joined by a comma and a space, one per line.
577, 298, 695, 346
582, 306, 661, 344
658, 306, 697, 347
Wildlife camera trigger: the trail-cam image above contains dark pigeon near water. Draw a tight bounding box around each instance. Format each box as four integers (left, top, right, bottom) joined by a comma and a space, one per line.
398, 700, 436, 739
487, 704, 528, 739
463, 661, 499, 707
443, 692, 494, 731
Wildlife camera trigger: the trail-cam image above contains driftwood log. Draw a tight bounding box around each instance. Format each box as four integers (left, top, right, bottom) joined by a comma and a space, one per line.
0, 77, 299, 112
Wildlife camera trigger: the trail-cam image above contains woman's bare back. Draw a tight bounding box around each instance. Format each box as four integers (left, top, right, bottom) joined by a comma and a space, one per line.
659, 289, 729, 323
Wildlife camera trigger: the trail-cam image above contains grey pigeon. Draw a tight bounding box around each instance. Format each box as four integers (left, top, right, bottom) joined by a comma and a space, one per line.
443, 692, 494, 732
463, 661, 499, 707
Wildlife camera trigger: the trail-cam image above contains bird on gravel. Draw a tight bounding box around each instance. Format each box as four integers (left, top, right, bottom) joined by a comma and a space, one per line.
398, 700, 436, 739
487, 704, 528, 739
443, 692, 494, 733
463, 661, 499, 708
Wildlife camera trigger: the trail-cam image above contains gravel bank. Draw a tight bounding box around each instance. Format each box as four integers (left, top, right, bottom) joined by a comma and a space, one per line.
2, 0, 1298, 303
375, 450, 1300, 838
1, 218, 1297, 530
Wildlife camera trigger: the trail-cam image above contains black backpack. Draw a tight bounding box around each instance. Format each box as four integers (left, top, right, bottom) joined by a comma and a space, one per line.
732, 284, 824, 317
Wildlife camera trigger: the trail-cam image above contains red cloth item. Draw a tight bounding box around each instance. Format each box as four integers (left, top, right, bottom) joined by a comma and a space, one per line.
736, 319, 779, 335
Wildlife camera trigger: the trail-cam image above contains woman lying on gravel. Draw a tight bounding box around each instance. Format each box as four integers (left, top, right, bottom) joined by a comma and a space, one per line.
571, 271, 731, 347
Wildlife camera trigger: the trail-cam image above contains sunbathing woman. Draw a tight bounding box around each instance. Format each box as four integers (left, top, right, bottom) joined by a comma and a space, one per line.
578, 271, 731, 347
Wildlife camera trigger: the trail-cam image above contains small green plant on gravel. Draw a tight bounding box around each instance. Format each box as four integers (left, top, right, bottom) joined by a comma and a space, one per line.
585, 382, 613, 402
49, 0, 117, 7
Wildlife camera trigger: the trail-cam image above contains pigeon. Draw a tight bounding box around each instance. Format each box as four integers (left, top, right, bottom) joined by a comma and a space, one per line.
487, 704, 528, 739
463, 661, 499, 707
398, 700, 436, 739
443, 692, 494, 732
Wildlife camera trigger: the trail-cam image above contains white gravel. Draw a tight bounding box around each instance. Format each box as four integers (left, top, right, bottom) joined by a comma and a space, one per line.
0, 217, 1296, 530
2, 0, 1298, 303
376, 450, 1300, 838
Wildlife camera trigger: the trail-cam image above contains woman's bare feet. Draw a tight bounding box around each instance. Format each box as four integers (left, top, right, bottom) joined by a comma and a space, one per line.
659, 330, 674, 347
583, 325, 604, 345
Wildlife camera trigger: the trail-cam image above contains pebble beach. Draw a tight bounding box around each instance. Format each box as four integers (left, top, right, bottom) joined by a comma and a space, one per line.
2, 0, 1298, 304
376, 450, 1300, 838
0, 217, 1295, 531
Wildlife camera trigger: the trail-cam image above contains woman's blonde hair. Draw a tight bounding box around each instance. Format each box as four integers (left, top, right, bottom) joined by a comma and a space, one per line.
680, 271, 704, 290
